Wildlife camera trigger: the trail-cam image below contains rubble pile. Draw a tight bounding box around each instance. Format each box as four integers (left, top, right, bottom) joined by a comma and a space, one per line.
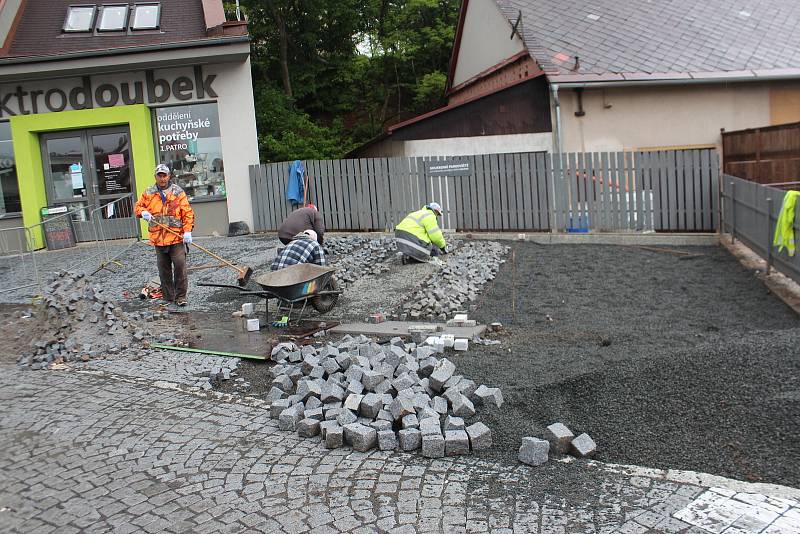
16, 271, 158, 370
401, 241, 509, 319
265, 334, 503, 457
325, 236, 398, 287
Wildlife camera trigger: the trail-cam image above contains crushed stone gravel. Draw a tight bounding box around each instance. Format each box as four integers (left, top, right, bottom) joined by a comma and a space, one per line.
454, 242, 800, 486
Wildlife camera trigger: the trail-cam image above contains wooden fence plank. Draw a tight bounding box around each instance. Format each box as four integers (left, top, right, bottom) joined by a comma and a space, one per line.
565, 152, 576, 229
265, 163, 277, 230
496, 153, 508, 229
711, 150, 720, 231
634, 153, 644, 231
699, 150, 711, 231
551, 153, 563, 231
264, 164, 278, 230
601, 153, 611, 230
685, 150, 697, 231
248, 165, 260, 231
642, 152, 653, 231
689, 150, 700, 231
518, 153, 532, 229
618, 152, 630, 230
467, 155, 478, 230
585, 152, 597, 231
611, 151, 620, 230
666, 151, 679, 230
676, 150, 687, 230
579, 152, 590, 230
535, 153, 549, 230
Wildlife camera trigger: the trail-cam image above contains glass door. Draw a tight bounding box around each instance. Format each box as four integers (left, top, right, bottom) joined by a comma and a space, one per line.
89, 128, 137, 239
40, 127, 138, 242
41, 133, 94, 241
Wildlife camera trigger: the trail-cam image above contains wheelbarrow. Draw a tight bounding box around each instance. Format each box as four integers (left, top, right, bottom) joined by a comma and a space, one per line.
198, 263, 342, 322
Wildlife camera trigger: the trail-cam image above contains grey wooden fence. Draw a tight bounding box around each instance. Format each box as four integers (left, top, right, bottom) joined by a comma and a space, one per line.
722, 174, 800, 285
249, 149, 719, 233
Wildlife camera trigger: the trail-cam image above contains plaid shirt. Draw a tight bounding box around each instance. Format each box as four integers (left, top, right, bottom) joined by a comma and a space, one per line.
271, 237, 327, 271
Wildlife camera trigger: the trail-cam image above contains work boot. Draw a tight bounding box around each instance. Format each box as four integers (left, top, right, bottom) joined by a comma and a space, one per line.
176, 298, 187, 307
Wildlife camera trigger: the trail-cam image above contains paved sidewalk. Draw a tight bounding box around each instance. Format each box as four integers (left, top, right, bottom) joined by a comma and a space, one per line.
0, 369, 797, 534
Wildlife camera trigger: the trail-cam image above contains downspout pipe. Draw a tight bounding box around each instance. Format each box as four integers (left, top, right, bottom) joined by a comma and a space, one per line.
551, 83, 563, 154
550, 83, 563, 232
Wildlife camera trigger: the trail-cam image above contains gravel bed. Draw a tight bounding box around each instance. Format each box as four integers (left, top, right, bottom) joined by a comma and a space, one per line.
454, 242, 800, 486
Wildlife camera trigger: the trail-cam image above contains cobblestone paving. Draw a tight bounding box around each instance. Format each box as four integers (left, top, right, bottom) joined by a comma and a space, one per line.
85, 351, 241, 388
0, 368, 794, 534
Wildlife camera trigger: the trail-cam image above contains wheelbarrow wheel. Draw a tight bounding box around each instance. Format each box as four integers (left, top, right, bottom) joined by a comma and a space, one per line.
310, 276, 339, 313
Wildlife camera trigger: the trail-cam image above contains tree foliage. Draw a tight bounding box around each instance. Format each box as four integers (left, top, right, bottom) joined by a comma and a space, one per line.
233, 0, 460, 162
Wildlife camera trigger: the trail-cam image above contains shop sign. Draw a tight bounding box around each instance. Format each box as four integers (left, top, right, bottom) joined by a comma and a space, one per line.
156, 103, 221, 152
425, 160, 472, 176
0, 66, 217, 118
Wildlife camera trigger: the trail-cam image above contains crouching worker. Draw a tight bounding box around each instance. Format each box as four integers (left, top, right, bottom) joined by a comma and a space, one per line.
271, 230, 327, 271
135, 164, 195, 306
395, 202, 447, 263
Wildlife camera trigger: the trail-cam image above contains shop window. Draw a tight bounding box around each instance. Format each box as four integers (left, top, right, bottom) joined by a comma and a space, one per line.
63, 5, 96, 32
131, 3, 160, 30
155, 103, 226, 201
0, 123, 21, 215
98, 5, 129, 31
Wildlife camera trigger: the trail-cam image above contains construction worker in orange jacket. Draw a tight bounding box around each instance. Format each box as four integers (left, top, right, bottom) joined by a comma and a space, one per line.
134, 164, 195, 306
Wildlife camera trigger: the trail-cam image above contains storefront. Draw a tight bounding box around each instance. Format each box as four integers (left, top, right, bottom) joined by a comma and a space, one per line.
0, 0, 260, 247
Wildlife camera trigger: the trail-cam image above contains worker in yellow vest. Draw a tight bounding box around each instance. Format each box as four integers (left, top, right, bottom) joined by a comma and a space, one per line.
395, 202, 448, 263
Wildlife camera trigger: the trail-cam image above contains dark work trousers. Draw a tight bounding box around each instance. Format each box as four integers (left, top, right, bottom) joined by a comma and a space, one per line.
155, 243, 188, 301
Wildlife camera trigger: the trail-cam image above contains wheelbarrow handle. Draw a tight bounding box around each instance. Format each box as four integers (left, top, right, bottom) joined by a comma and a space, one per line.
196, 282, 270, 297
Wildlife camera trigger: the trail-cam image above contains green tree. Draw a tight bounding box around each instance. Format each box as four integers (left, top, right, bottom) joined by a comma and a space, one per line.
234, 0, 460, 161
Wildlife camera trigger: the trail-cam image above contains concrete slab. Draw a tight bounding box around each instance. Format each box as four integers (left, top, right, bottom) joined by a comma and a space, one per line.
329, 321, 485, 338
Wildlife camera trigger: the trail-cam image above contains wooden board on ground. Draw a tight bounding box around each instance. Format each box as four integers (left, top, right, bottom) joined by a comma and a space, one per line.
329, 321, 486, 338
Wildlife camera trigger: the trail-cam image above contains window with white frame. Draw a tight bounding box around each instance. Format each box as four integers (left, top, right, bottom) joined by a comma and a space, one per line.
131, 3, 161, 30
63, 5, 96, 32
98, 5, 129, 31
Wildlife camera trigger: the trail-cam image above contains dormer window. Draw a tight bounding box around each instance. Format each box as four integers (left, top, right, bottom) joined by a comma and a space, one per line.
98, 5, 129, 31
131, 3, 161, 30
63, 5, 96, 32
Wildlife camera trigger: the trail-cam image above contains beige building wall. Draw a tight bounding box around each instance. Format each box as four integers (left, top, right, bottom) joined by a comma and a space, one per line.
558, 83, 774, 153
451, 0, 525, 87
207, 57, 261, 232
359, 133, 552, 158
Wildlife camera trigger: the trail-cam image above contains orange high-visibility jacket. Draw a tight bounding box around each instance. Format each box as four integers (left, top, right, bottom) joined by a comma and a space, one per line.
134, 183, 195, 246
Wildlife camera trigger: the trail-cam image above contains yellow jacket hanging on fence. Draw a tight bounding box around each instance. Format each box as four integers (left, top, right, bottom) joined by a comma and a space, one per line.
396, 207, 447, 250
773, 190, 800, 257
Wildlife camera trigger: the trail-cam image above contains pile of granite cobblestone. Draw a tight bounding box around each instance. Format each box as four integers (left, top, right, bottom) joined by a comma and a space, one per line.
16, 271, 161, 370
324, 236, 397, 287
400, 241, 509, 320
266, 334, 503, 457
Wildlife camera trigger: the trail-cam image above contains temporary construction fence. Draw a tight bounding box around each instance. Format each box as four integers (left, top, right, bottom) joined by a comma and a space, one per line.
249, 149, 719, 233
0, 194, 141, 297
721, 174, 800, 285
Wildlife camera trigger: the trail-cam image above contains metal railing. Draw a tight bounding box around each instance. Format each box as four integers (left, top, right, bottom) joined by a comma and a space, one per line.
721, 174, 800, 284
0, 195, 142, 299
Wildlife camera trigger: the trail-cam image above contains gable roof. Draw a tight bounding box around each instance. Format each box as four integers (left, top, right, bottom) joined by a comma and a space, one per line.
494, 0, 800, 84
1, 0, 247, 62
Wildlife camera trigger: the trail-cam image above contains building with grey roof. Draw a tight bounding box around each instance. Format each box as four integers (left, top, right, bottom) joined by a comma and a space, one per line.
354, 0, 800, 158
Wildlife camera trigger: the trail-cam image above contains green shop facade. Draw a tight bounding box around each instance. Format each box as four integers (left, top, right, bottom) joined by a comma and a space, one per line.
0, 37, 259, 249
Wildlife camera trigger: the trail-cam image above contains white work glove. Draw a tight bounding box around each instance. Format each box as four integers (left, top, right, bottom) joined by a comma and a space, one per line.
183, 232, 193, 244
141, 211, 152, 221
